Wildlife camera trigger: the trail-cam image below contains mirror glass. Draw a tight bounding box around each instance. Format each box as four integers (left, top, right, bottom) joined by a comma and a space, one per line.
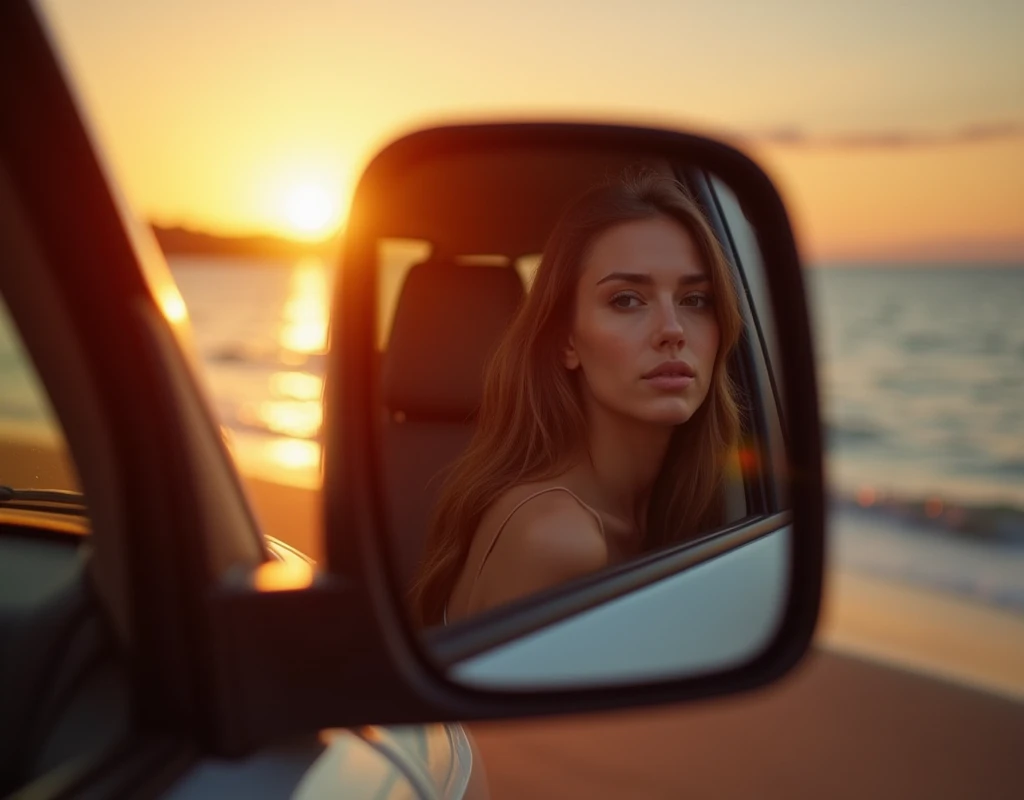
356, 141, 795, 689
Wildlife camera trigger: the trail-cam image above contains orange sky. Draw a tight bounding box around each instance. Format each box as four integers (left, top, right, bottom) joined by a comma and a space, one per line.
40, 0, 1024, 262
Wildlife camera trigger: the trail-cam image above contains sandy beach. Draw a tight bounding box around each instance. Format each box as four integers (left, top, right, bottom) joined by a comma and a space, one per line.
242, 473, 324, 562
0, 430, 326, 560
819, 568, 1024, 701
0, 426, 82, 492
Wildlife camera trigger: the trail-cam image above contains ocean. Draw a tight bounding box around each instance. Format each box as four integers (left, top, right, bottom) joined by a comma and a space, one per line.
3, 257, 1023, 612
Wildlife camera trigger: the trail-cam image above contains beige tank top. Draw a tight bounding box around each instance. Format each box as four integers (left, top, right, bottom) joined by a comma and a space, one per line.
443, 486, 605, 625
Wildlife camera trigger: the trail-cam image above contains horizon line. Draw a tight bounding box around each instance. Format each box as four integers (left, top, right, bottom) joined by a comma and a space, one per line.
148, 221, 1024, 267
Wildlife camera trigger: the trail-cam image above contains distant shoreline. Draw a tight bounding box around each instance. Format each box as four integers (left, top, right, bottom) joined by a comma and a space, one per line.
152, 223, 339, 261
149, 224, 1023, 269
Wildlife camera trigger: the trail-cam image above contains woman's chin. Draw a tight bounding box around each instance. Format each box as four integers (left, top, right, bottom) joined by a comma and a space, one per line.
640, 401, 695, 426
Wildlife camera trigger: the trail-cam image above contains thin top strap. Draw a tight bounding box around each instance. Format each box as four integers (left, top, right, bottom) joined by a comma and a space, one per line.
463, 486, 604, 613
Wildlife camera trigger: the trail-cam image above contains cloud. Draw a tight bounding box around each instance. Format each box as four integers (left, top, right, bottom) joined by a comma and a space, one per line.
742, 121, 1024, 149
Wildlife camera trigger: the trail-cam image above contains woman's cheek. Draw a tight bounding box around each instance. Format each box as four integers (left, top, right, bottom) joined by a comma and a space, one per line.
594, 324, 639, 375
694, 315, 720, 363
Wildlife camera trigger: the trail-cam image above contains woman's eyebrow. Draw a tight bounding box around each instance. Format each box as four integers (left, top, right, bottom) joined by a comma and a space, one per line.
595, 271, 709, 286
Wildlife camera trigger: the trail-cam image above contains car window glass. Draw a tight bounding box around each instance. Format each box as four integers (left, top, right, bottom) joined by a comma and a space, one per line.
0, 292, 84, 505
377, 238, 432, 350
711, 176, 781, 385
167, 255, 330, 560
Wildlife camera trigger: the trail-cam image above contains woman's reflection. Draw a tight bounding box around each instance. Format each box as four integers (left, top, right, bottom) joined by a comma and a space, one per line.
411, 170, 743, 626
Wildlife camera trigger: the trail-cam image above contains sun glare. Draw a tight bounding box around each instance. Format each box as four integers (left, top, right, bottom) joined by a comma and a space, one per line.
283, 182, 342, 239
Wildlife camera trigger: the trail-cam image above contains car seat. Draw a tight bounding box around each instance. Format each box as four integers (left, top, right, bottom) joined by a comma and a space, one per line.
379, 260, 525, 592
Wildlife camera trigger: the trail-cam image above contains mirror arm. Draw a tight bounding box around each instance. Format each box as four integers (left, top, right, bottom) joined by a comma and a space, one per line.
197, 576, 418, 756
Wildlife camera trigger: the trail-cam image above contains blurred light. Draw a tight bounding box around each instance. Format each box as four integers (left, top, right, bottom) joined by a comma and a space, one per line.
267, 438, 321, 471
238, 403, 260, 427
945, 506, 967, 526
283, 183, 341, 238
258, 401, 322, 439
253, 559, 314, 592
280, 259, 329, 355
925, 497, 945, 518
157, 283, 189, 325
270, 371, 323, 401
738, 447, 760, 475
857, 486, 877, 507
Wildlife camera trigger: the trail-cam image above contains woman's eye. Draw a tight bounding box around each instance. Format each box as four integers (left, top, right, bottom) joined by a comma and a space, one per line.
680, 292, 712, 309
610, 292, 643, 309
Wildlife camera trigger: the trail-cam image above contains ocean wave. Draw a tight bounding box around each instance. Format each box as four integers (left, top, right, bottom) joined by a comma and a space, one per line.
837, 553, 1024, 613
204, 344, 326, 373
979, 331, 1012, 354
825, 421, 886, 446
220, 414, 321, 442
211, 391, 323, 442
900, 331, 949, 354
893, 330, 1018, 360
204, 343, 256, 364
829, 501, 1024, 613
829, 490, 1024, 545
992, 458, 1024, 478
874, 372, 949, 396
973, 381, 1022, 404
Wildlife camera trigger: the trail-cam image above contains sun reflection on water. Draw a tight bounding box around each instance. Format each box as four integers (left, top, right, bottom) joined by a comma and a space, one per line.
264, 258, 330, 480
267, 438, 321, 472
270, 370, 323, 401
280, 257, 330, 356
256, 400, 323, 439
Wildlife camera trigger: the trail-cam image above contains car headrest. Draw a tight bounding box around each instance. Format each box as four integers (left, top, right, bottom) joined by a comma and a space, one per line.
382, 261, 524, 419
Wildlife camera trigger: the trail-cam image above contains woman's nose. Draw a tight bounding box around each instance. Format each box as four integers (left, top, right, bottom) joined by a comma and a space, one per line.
653, 304, 686, 349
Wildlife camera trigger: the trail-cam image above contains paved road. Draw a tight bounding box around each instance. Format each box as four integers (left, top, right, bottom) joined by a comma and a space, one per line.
469, 648, 1024, 799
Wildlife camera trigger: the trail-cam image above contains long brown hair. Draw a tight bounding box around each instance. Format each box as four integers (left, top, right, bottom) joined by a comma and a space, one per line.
410, 169, 743, 625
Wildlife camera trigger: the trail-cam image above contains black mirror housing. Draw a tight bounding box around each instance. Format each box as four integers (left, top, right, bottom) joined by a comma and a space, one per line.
320, 121, 825, 721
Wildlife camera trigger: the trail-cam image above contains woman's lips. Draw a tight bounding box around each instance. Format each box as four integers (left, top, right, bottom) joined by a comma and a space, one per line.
642, 360, 695, 390
644, 374, 695, 391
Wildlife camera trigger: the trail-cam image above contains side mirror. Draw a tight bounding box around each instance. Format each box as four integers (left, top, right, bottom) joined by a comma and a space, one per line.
322, 122, 825, 716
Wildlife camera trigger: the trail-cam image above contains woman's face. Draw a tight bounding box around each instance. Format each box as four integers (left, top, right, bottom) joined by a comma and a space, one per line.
564, 215, 721, 427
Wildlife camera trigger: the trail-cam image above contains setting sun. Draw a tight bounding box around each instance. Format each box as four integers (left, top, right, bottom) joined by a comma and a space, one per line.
282, 182, 342, 239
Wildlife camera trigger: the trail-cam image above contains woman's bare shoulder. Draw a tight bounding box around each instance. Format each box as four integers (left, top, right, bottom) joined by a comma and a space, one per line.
503, 485, 604, 546
473, 483, 608, 609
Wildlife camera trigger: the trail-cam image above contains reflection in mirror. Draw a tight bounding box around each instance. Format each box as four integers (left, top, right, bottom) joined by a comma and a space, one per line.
364, 144, 789, 687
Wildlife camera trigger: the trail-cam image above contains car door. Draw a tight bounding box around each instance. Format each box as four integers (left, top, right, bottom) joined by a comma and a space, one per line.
0, 2, 271, 793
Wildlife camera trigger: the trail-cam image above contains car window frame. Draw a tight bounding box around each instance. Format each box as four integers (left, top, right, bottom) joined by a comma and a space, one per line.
1, 0, 270, 766
690, 167, 788, 513
0, 291, 89, 527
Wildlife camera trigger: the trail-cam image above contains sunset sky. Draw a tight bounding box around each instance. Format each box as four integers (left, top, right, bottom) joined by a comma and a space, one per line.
40, 0, 1024, 262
